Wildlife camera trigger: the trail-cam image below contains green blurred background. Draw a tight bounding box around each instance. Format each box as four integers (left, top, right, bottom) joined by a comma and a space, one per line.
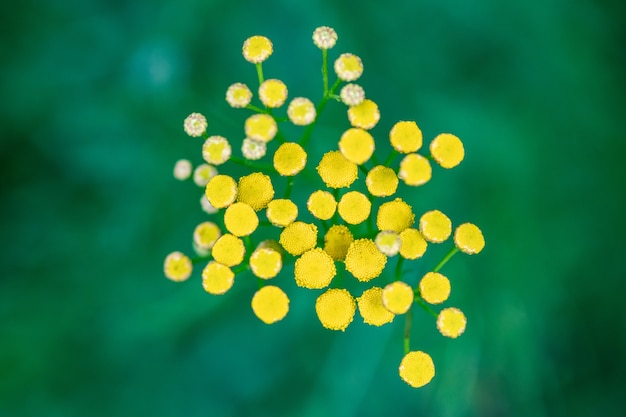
2, 0, 625, 415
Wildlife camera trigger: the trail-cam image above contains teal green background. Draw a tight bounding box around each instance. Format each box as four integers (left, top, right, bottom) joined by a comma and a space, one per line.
2, 0, 625, 416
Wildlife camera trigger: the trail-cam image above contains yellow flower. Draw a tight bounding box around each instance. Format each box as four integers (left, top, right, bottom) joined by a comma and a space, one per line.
273, 142, 307, 176
357, 287, 395, 326
337, 191, 371, 225
366, 166, 399, 197
348, 99, 380, 130
430, 133, 464, 169
334, 53, 363, 81
241, 138, 266, 160
399, 154, 432, 186
251, 285, 290, 324
317, 150, 358, 189
340, 83, 365, 107
389, 121, 422, 153
376, 198, 415, 233
419, 272, 451, 304
419, 210, 452, 243
193, 163, 218, 187
454, 223, 485, 255
323, 224, 354, 261
287, 97, 316, 126
279, 221, 318, 256
211, 234, 245, 267
399, 351, 435, 388
315, 288, 356, 331
205, 174, 238, 209
399, 228, 428, 260
225, 82, 252, 108
259, 79, 288, 108
266, 199, 298, 227
312, 26, 338, 49
344, 239, 387, 282
224, 202, 259, 237
237, 172, 274, 211
338, 128, 374, 165
201, 261, 234, 295
202, 136, 231, 165
437, 307, 467, 338
375, 230, 401, 257
173, 159, 192, 180
294, 248, 336, 289
245, 114, 277, 143
307, 190, 337, 220
250, 245, 283, 279
193, 221, 221, 251
382, 281, 414, 314
242, 35, 273, 64
183, 112, 207, 137
163, 251, 192, 282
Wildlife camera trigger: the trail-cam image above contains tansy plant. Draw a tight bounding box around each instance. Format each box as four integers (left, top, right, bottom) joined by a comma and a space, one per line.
164, 26, 485, 389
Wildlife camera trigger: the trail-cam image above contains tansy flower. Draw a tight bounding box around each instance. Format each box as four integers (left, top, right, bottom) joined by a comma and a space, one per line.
419, 272, 451, 304
454, 223, 485, 255
338, 128, 374, 165
241, 138, 266, 160
307, 190, 337, 220
200, 195, 218, 215
211, 234, 245, 267
357, 287, 395, 326
437, 307, 467, 338
294, 248, 336, 289
340, 83, 365, 107
287, 97, 316, 126
389, 121, 422, 153
251, 285, 290, 324
312, 26, 338, 49
226, 82, 252, 108
237, 172, 274, 211
366, 166, 399, 197
202, 136, 231, 165
183, 112, 207, 137
377, 198, 415, 233
242, 35, 273, 64
430, 133, 464, 169
399, 351, 435, 388
334, 53, 363, 81
337, 191, 371, 225
399, 228, 428, 260
273, 142, 307, 176
250, 245, 283, 279
245, 114, 277, 143
202, 261, 234, 295
348, 99, 380, 130
419, 210, 452, 243
315, 288, 356, 331
224, 202, 259, 237
323, 224, 354, 261
266, 199, 298, 227
193, 221, 221, 251
317, 150, 358, 189
375, 230, 401, 257
259, 79, 288, 108
279, 221, 318, 256
163, 251, 192, 282
205, 174, 238, 209
193, 163, 218, 187
344, 239, 387, 282
173, 159, 192, 180
382, 281, 414, 314
399, 154, 432, 186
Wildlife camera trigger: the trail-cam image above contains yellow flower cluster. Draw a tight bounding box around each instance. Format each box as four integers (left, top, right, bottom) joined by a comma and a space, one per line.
164, 27, 485, 390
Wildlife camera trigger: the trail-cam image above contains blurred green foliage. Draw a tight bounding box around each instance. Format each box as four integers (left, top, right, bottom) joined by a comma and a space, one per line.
1, 0, 625, 416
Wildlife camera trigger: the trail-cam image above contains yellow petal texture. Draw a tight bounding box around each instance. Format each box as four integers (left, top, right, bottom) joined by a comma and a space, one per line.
399, 228, 428, 260
376, 198, 415, 233
250, 246, 282, 279
399, 153, 432, 186
337, 191, 371, 225
266, 199, 298, 227
224, 202, 259, 237
241, 138, 266, 160
366, 165, 398, 197
201, 261, 234, 295
294, 248, 336, 289
245, 114, 277, 142
315, 288, 356, 331
334, 53, 363, 81
437, 307, 467, 338
251, 285, 290, 324
399, 351, 435, 388
338, 128, 374, 165
357, 287, 395, 326
419, 272, 451, 304
202, 136, 231, 165
237, 172, 274, 211
454, 223, 485, 255
226, 82, 252, 108
323, 224, 354, 261
307, 190, 337, 220
348, 99, 380, 130
430, 133, 464, 169
382, 281, 414, 314
419, 210, 452, 243
259, 79, 288, 108
163, 251, 192, 282
273, 142, 307, 176
279, 221, 318, 256
193, 221, 221, 251
312, 26, 338, 50
344, 238, 387, 282
211, 234, 245, 267
375, 230, 401, 256
317, 150, 358, 189
287, 97, 316, 126
389, 121, 422, 153
205, 174, 237, 209
242, 35, 273, 64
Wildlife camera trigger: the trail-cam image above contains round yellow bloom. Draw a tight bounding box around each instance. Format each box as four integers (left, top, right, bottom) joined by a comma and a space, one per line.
348, 99, 380, 130
250, 246, 282, 279
307, 190, 336, 220
279, 221, 318, 256
193, 163, 218, 187
399, 154, 432, 186
205, 174, 237, 209
399, 228, 428, 259
224, 202, 259, 237
312, 26, 337, 49
419, 210, 452, 243
251, 285, 290, 324
382, 281, 414, 314
183, 112, 207, 137
377, 198, 415, 233
211, 234, 245, 267
389, 121, 422, 153
273, 142, 307, 176
338, 128, 374, 165
241, 138, 266, 160
344, 239, 387, 282
245, 114, 277, 143
437, 307, 467, 338
193, 221, 221, 251
375, 230, 401, 256
287, 97, 316, 126
357, 287, 395, 326
226, 82, 252, 108
202, 136, 231, 165
259, 79, 288, 108
419, 272, 451, 304
337, 191, 371, 225
430, 133, 464, 169
163, 251, 192, 282
266, 199, 298, 227
294, 248, 336, 289
323, 224, 354, 261
201, 261, 234, 295
315, 288, 356, 331
399, 351, 435, 388
334, 53, 363, 82
242, 35, 273, 64
366, 166, 399, 197
340, 83, 365, 107
317, 150, 358, 189
237, 172, 274, 211
173, 159, 192, 180
454, 223, 485, 255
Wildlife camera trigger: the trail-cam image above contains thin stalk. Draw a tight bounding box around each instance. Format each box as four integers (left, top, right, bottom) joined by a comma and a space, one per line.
284, 176, 295, 199
256, 63, 264, 85
300, 78, 342, 149
433, 246, 460, 273
322, 49, 329, 95
403, 307, 413, 354
384, 150, 398, 166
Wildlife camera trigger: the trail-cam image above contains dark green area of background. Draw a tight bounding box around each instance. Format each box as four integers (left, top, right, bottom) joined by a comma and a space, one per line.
1, 0, 625, 416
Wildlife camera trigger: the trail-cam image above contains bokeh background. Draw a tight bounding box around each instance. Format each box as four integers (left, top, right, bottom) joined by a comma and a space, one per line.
2, 0, 625, 416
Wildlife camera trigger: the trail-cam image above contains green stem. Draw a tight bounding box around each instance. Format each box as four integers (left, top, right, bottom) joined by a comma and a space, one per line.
322, 49, 329, 95
371, 152, 380, 166
246, 104, 267, 113
433, 246, 459, 273
395, 257, 405, 281
284, 176, 295, 199
384, 150, 398, 166
358, 164, 369, 176
256, 63, 264, 85
414, 292, 438, 318
404, 306, 413, 354
300, 78, 342, 149
230, 156, 277, 174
